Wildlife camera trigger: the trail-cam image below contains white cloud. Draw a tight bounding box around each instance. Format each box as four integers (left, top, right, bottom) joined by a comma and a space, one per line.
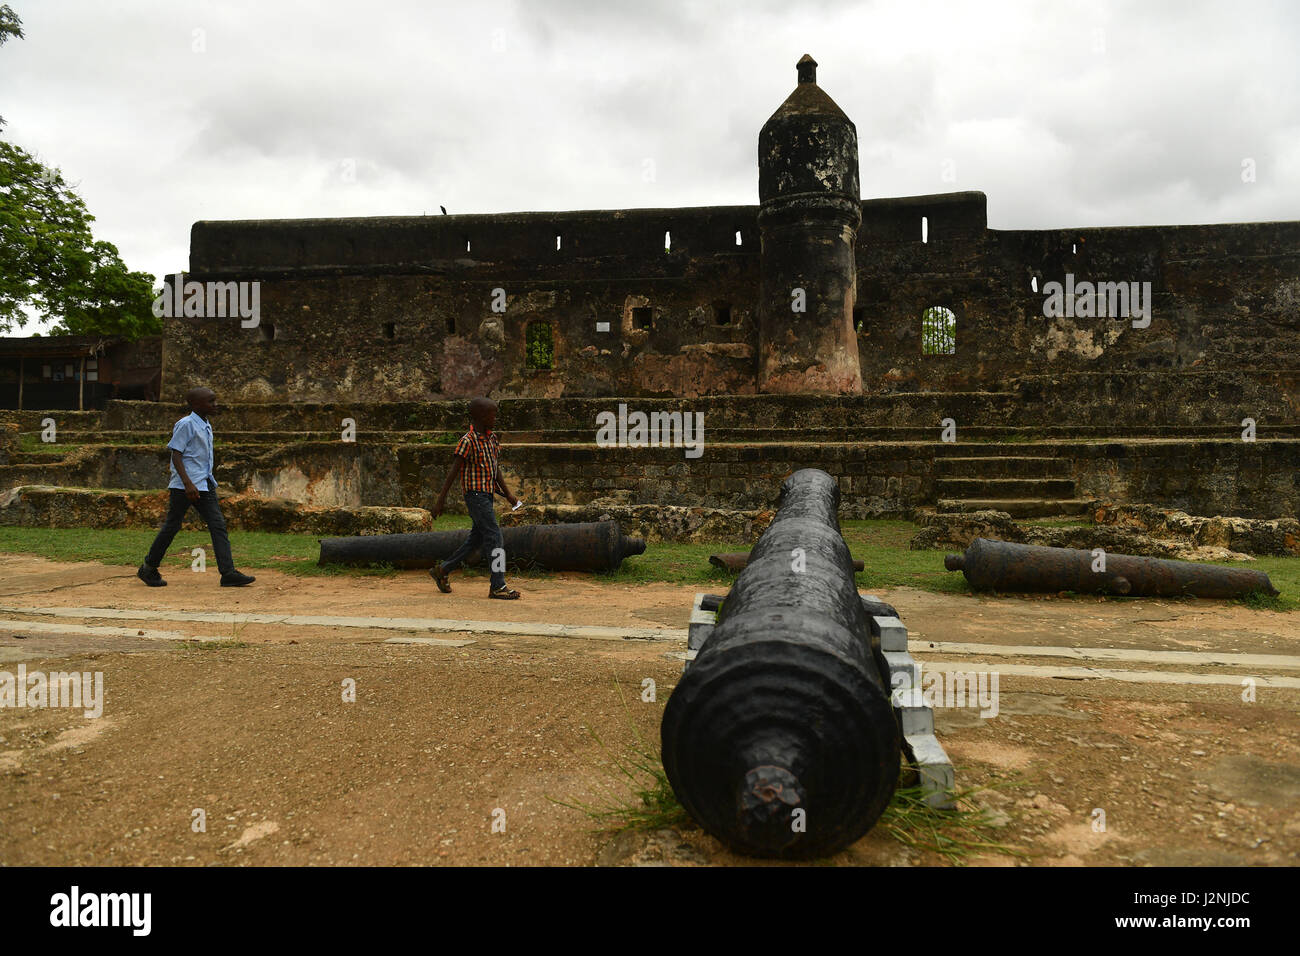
1, 0, 1296, 323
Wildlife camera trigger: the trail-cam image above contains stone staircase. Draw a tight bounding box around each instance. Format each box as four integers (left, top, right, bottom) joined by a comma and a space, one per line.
934, 448, 1092, 518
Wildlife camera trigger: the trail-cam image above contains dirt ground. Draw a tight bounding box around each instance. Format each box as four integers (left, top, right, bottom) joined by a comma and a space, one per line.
1, 553, 1298, 867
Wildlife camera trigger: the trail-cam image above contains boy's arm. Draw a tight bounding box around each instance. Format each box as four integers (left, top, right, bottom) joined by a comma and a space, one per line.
171, 450, 200, 501
494, 465, 516, 505
432, 456, 465, 520
168, 420, 200, 501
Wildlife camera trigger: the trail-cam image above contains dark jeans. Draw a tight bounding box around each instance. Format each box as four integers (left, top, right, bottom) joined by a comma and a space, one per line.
439, 491, 506, 589
144, 480, 236, 577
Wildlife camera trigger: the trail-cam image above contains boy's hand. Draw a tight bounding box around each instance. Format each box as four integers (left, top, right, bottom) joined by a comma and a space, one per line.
432, 499, 444, 520
184, 481, 200, 503
507, 494, 519, 509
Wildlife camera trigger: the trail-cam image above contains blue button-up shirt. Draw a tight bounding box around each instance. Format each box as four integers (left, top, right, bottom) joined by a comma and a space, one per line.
167, 411, 216, 491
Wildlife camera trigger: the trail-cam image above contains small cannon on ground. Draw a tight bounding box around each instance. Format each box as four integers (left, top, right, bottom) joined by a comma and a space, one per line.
661, 469, 901, 859
318, 520, 645, 572
945, 537, 1279, 599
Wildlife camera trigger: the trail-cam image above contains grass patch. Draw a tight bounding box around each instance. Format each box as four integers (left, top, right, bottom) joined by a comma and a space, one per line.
879, 780, 1027, 865
177, 639, 249, 651
549, 679, 690, 832
1234, 557, 1299, 611
17, 434, 82, 455
550, 724, 690, 833
0, 519, 1295, 609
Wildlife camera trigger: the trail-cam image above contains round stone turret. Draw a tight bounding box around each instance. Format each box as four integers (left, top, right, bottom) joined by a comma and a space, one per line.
756, 54, 864, 394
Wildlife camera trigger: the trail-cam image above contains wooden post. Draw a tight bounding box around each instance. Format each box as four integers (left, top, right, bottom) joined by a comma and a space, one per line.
79, 356, 85, 411
17, 356, 23, 411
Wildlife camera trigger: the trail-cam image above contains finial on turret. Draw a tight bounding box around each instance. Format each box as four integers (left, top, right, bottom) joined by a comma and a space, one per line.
797, 54, 817, 84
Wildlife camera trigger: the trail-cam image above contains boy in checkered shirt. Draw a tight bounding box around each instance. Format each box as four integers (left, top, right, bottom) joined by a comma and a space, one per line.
430, 397, 521, 599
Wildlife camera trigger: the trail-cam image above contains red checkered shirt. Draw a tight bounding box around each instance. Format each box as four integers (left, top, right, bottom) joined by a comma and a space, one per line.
454, 426, 501, 493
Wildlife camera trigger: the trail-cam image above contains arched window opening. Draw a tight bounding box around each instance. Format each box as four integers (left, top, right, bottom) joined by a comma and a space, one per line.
525, 322, 554, 370
921, 306, 956, 355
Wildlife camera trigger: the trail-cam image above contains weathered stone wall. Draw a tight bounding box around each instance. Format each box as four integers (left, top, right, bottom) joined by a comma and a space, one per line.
0, 485, 429, 535
402, 442, 936, 518
854, 195, 1300, 392
4, 436, 1295, 519
1069, 440, 1300, 519
0, 420, 16, 465
169, 195, 1300, 409
172, 207, 763, 403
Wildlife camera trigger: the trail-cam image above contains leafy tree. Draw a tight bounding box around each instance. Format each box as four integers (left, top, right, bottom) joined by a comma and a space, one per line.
0, 4, 23, 129
0, 139, 160, 338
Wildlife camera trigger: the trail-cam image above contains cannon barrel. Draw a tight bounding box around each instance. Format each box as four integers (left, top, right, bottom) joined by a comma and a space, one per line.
709, 552, 864, 573
945, 537, 1279, 599
661, 469, 901, 859
318, 520, 646, 572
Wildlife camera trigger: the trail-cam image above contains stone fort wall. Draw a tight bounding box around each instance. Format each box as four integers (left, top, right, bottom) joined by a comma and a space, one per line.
164, 191, 1300, 418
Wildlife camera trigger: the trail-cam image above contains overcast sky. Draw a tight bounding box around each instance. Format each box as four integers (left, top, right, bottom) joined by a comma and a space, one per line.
3, 0, 1297, 334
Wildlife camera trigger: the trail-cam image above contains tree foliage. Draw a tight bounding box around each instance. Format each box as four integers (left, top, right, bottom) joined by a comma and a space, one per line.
0, 138, 160, 338
0, 4, 24, 129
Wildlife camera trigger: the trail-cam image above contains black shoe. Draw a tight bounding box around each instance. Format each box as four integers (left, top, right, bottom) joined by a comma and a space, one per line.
430, 565, 451, 593
137, 564, 167, 587
220, 571, 256, 587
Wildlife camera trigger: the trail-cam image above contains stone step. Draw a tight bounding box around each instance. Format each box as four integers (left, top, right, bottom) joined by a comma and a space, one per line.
933, 456, 1072, 477
6, 451, 69, 465
935, 477, 1077, 497
936, 497, 1095, 518
28, 425, 1300, 447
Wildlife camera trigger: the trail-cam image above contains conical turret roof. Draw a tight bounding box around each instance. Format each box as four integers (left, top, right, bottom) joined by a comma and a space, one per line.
762, 55, 850, 125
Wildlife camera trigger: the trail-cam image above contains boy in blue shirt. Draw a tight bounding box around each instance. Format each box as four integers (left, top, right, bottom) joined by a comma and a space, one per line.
137, 387, 255, 588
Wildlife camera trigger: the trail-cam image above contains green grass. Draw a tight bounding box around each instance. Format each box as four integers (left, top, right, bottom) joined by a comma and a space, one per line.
0, 517, 1295, 608
878, 781, 1027, 865
17, 434, 82, 455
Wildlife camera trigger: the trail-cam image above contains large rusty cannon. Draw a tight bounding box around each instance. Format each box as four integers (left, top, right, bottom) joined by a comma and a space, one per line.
318, 520, 645, 572
945, 537, 1279, 599
661, 469, 901, 859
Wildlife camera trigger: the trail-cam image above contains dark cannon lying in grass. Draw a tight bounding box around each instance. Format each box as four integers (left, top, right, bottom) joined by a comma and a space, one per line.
945, 537, 1279, 599
317, 520, 646, 572
661, 468, 901, 859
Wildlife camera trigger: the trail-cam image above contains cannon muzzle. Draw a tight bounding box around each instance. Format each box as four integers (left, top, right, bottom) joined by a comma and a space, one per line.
661, 469, 901, 859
